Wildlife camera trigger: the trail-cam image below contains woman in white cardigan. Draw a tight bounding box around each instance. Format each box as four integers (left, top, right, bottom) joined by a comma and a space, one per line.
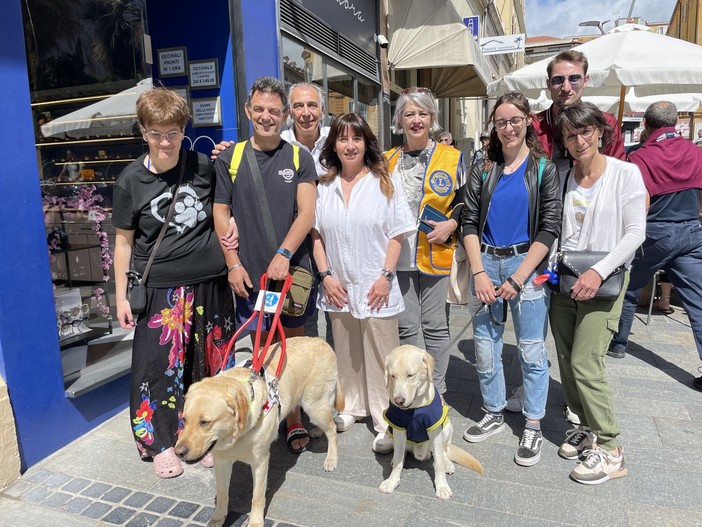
549, 102, 646, 486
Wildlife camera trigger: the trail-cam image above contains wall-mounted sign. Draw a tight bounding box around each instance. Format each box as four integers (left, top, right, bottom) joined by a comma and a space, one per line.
169, 86, 190, 104
191, 97, 222, 127
479, 34, 525, 56
463, 16, 480, 42
157, 47, 187, 77
189, 59, 219, 90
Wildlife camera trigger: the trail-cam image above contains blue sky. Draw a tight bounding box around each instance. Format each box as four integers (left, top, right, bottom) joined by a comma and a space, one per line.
525, 0, 678, 38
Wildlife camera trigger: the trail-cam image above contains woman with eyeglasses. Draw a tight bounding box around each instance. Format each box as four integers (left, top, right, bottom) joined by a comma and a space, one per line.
383, 87, 466, 411
112, 88, 235, 478
460, 92, 561, 467
549, 101, 646, 485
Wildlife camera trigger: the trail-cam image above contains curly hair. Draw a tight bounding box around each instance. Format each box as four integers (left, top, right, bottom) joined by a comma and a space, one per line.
319, 112, 394, 198
484, 91, 546, 170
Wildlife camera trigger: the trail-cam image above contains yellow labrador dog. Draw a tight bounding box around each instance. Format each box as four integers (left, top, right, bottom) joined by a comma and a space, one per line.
380, 344, 483, 500
174, 336, 343, 527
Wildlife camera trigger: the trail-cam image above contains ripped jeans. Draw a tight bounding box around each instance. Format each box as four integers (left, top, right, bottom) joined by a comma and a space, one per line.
470, 252, 550, 421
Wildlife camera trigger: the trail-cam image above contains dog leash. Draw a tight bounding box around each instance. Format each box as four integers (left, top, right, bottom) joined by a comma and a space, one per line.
220, 272, 292, 378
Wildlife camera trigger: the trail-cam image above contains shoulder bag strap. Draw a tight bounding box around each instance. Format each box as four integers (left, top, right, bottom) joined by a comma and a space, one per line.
141, 151, 187, 285
244, 143, 278, 256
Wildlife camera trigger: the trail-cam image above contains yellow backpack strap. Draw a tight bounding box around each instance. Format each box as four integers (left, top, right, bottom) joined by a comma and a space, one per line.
292, 144, 300, 171
227, 141, 248, 182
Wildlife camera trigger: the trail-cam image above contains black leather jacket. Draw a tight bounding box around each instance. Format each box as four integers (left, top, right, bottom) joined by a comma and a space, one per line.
460, 155, 562, 271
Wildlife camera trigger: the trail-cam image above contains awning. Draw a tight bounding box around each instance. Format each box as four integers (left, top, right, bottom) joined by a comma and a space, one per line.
387, 0, 493, 98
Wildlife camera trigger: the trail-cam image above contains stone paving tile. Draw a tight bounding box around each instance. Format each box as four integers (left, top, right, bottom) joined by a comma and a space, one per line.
168, 501, 200, 518
61, 477, 92, 493
43, 473, 73, 488
146, 496, 177, 514
103, 486, 131, 503
42, 491, 72, 509
654, 416, 702, 450
103, 506, 137, 524
22, 487, 52, 504
80, 500, 112, 519
125, 511, 160, 527
81, 481, 112, 498
154, 517, 183, 527
123, 491, 154, 508
626, 504, 702, 527
192, 506, 214, 523
60, 496, 93, 514
24, 469, 53, 484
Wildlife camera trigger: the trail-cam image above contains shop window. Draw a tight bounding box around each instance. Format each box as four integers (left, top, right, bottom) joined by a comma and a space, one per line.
23, 0, 149, 395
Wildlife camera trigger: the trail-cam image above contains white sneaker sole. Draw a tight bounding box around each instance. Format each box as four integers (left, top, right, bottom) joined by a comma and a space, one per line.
514, 451, 541, 467
463, 422, 505, 443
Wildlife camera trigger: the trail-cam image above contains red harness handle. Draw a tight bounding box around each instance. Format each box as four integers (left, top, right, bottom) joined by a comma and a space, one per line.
220, 272, 293, 378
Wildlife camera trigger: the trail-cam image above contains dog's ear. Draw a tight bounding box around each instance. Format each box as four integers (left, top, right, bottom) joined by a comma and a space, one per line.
422, 351, 435, 380
384, 354, 392, 389
225, 381, 250, 432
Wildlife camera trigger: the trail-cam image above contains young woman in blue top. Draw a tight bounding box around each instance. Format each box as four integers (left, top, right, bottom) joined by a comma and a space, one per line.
460, 92, 561, 467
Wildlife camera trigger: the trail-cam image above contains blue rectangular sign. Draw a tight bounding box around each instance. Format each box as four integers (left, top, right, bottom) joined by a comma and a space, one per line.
463, 16, 480, 41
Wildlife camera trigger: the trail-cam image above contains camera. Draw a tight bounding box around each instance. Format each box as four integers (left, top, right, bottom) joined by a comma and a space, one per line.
376, 34, 389, 49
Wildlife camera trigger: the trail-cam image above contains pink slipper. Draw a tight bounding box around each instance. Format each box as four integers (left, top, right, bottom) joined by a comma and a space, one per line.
201, 452, 214, 468
153, 447, 183, 478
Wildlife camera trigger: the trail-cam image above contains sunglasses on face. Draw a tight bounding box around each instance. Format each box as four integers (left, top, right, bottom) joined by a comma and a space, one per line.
549, 74, 584, 87
439, 137, 451, 143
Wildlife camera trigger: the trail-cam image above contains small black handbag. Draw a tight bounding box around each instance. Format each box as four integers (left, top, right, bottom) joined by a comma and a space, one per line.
558, 250, 624, 301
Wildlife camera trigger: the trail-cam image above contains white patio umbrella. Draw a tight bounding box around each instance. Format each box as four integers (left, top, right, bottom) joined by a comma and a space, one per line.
489, 28, 702, 122
41, 78, 153, 138
528, 88, 702, 114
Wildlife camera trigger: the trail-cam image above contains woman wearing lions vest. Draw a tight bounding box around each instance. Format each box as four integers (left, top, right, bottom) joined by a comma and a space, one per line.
384, 87, 465, 402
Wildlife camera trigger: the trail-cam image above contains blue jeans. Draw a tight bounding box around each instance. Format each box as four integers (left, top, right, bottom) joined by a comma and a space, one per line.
470, 253, 550, 421
611, 220, 702, 360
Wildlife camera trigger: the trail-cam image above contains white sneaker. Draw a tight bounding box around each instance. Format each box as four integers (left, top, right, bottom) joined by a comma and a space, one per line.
505, 385, 524, 412
372, 432, 393, 454
565, 406, 581, 425
333, 413, 357, 433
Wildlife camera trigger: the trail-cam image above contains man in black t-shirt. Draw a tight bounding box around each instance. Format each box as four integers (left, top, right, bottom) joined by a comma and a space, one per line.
213, 76, 318, 453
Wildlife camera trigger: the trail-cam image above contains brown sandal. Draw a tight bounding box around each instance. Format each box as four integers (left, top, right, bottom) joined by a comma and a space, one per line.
654, 296, 675, 315
153, 447, 183, 478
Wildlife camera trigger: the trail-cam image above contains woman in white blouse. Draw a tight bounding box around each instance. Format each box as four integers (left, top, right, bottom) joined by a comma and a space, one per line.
312, 113, 415, 453
550, 101, 646, 485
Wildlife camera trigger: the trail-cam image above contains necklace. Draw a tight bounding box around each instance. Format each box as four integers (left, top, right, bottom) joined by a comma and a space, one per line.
397, 148, 425, 199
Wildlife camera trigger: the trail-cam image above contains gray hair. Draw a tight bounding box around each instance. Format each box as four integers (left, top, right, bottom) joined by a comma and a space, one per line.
247, 76, 288, 110
643, 101, 678, 130
391, 89, 441, 135
439, 131, 453, 142
288, 82, 325, 114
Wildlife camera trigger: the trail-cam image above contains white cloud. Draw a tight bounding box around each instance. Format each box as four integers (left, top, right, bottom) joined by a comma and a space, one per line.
525, 0, 678, 39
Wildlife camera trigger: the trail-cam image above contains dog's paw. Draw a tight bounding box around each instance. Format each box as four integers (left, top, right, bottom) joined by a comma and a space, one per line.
323, 455, 338, 472
308, 426, 324, 439
379, 478, 400, 494
445, 460, 456, 474
206, 517, 225, 527
435, 484, 453, 501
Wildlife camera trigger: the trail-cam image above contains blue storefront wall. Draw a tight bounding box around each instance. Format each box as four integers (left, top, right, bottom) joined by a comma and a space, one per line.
0, 0, 279, 470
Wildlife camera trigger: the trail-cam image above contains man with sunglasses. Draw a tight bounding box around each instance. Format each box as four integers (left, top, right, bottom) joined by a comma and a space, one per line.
533, 50, 625, 186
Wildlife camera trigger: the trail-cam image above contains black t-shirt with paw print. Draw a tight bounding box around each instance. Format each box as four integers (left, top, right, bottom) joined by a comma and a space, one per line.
113, 150, 226, 287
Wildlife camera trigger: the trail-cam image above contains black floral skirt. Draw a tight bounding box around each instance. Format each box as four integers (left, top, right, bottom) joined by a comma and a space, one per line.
129, 275, 235, 459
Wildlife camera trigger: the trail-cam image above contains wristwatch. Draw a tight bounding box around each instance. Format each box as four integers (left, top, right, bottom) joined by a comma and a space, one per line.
317, 270, 333, 281
381, 268, 395, 281
276, 247, 293, 259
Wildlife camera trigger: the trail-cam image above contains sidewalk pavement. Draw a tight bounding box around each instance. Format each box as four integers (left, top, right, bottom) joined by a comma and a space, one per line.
2, 304, 702, 527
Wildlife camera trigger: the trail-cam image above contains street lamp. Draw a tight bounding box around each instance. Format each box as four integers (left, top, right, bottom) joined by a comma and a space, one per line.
579, 20, 611, 35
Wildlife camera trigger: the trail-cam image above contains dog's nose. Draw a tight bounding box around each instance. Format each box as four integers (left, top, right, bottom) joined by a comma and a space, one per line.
394, 396, 405, 406
174, 445, 188, 458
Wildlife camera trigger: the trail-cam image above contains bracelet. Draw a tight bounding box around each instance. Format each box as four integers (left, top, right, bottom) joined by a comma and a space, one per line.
227, 263, 243, 272
506, 276, 522, 293
473, 270, 486, 277
276, 247, 293, 259
511, 274, 524, 288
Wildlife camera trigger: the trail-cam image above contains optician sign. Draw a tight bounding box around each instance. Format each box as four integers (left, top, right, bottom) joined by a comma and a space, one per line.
463, 16, 479, 41
157, 47, 187, 77
191, 97, 222, 127
479, 34, 525, 56
189, 59, 219, 90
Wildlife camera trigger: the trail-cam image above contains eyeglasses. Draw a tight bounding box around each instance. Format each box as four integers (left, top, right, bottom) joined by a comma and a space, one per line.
563, 127, 596, 144
493, 116, 526, 130
550, 74, 584, 87
402, 87, 433, 96
144, 129, 183, 143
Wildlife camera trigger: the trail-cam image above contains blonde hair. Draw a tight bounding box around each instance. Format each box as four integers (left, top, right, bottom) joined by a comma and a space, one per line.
136, 87, 189, 129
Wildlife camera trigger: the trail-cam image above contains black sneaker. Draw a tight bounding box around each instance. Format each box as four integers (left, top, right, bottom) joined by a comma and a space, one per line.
463, 413, 505, 443
607, 347, 625, 359
514, 428, 543, 467
693, 376, 702, 392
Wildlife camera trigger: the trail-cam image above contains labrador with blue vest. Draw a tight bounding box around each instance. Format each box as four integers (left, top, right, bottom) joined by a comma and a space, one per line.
174, 336, 343, 527
381, 345, 483, 500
